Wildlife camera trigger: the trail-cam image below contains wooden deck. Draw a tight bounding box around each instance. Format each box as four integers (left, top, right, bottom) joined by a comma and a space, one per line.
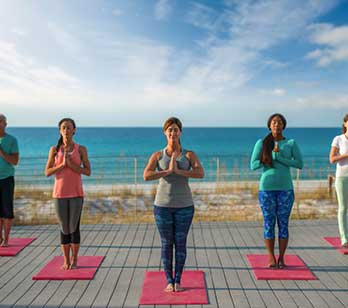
1, 220, 348, 308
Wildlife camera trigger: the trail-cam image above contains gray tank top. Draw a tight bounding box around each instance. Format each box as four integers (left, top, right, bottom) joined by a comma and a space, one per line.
154, 149, 194, 208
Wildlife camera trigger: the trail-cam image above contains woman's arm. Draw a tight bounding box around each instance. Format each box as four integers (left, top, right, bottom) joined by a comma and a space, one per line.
0, 148, 19, 165
66, 146, 91, 176
45, 146, 64, 177
175, 151, 204, 178
273, 141, 303, 169
330, 146, 348, 164
143, 151, 172, 181
250, 139, 263, 170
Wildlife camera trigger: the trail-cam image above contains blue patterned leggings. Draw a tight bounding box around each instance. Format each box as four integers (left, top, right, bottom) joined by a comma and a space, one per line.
154, 205, 194, 284
258, 190, 294, 239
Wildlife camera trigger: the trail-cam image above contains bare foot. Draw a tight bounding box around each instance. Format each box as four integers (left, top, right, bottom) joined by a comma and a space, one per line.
69, 262, 77, 269
174, 283, 185, 292
342, 242, 348, 248
61, 262, 70, 270
164, 283, 174, 292
277, 258, 286, 269
0, 241, 9, 247
268, 256, 276, 268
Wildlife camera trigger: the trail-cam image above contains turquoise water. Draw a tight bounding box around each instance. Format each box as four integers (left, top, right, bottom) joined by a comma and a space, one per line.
6, 127, 340, 184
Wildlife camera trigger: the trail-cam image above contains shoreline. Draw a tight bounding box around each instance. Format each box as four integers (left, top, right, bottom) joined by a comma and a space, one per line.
15, 179, 332, 192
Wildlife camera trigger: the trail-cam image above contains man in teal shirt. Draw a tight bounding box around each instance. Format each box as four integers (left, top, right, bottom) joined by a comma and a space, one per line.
0, 114, 19, 247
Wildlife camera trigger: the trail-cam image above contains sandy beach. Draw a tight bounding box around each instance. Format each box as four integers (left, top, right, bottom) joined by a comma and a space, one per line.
13, 179, 338, 225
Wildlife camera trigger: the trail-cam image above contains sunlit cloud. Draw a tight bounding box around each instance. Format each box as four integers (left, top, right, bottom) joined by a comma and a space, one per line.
307, 23, 348, 66
154, 0, 171, 21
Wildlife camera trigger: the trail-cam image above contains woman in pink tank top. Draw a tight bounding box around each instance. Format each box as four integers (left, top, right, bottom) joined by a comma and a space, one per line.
45, 118, 91, 270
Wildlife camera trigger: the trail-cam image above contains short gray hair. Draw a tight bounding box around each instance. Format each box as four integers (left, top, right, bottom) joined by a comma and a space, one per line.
0, 114, 7, 122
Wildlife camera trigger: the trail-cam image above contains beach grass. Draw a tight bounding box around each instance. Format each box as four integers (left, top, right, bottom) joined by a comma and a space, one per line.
13, 180, 338, 225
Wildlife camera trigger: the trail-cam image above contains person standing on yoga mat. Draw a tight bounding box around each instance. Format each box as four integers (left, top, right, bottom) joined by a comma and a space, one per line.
0, 114, 19, 247
330, 114, 348, 248
250, 113, 303, 269
143, 117, 204, 292
45, 118, 91, 270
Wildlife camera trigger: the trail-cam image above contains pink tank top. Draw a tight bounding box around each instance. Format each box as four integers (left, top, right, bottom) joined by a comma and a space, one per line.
53, 143, 84, 198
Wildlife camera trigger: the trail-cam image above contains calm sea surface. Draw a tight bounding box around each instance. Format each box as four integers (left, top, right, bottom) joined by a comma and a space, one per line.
6, 127, 340, 184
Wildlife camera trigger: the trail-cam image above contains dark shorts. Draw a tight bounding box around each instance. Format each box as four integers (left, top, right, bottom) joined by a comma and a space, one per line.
0, 176, 15, 219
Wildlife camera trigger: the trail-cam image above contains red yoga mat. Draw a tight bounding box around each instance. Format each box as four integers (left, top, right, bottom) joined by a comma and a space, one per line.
32, 256, 104, 280
0, 238, 36, 256
323, 237, 348, 255
139, 270, 208, 305
247, 254, 317, 280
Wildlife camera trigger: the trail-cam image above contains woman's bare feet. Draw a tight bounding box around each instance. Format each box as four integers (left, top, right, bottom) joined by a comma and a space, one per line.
277, 258, 286, 269
268, 256, 276, 268
69, 257, 77, 269
174, 283, 185, 292
0, 240, 9, 247
164, 283, 174, 292
61, 261, 70, 270
342, 242, 348, 248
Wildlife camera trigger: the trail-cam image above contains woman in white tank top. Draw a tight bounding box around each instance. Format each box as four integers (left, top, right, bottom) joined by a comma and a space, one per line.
330, 114, 348, 247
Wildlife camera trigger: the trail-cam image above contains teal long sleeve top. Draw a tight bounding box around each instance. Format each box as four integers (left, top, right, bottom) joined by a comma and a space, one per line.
250, 138, 303, 191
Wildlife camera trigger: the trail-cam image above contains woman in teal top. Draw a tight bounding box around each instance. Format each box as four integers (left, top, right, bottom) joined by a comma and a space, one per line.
250, 113, 303, 269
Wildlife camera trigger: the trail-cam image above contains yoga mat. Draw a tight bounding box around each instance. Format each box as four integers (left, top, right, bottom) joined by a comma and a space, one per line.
247, 254, 317, 280
323, 237, 348, 255
139, 270, 208, 305
0, 238, 36, 256
32, 256, 104, 280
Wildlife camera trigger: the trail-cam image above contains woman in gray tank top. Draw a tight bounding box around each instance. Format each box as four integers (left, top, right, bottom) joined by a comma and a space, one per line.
144, 117, 204, 292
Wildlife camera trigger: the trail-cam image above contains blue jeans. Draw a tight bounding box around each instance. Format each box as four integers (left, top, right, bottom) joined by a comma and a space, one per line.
258, 190, 294, 239
154, 205, 194, 284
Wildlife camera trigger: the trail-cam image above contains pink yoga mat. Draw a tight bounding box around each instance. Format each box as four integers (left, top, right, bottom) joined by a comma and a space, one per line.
323, 237, 348, 255
139, 270, 208, 305
0, 238, 36, 256
32, 256, 104, 280
247, 254, 317, 280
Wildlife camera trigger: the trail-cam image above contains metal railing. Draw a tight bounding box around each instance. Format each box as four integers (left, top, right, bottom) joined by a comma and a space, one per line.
13, 155, 338, 224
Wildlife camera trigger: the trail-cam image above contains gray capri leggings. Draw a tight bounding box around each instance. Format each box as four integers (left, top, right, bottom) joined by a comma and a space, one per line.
54, 197, 83, 244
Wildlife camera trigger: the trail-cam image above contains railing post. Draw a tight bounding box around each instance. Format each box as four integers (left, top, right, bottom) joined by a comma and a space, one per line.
216, 156, 220, 192
134, 157, 138, 223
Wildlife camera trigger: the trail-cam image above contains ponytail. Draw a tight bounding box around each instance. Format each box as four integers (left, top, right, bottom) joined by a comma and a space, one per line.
55, 136, 63, 157
260, 133, 274, 167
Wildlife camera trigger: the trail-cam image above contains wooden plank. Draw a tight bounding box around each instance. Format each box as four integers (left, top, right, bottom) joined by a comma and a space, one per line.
76, 224, 130, 308
10, 224, 99, 308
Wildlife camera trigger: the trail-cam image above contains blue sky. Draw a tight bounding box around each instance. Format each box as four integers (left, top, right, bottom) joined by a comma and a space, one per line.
0, 0, 347, 126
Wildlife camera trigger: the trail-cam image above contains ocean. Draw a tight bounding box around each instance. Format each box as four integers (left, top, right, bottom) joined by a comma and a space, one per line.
6, 127, 341, 185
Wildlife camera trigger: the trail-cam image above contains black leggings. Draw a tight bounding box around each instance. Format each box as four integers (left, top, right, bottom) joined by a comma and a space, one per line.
60, 220, 80, 244
55, 197, 83, 244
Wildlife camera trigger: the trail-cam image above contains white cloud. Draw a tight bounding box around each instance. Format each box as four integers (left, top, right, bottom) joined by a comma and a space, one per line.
0, 0, 343, 126
259, 88, 287, 96
307, 23, 348, 66
154, 0, 171, 21
112, 8, 123, 17
48, 23, 81, 55
295, 81, 320, 88
179, 0, 337, 95
185, 3, 220, 30
0, 41, 82, 107
291, 93, 348, 109
11, 28, 27, 36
